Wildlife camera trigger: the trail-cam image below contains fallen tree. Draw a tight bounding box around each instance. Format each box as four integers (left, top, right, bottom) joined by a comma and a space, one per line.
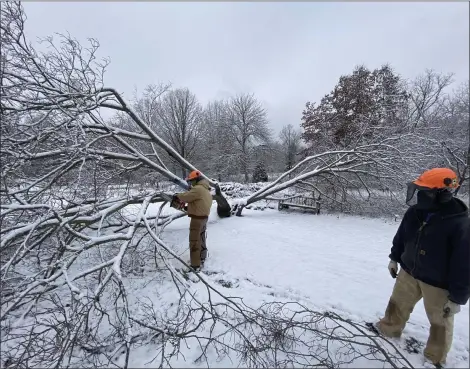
231, 134, 431, 216
1, 3, 425, 368
0, 1, 231, 219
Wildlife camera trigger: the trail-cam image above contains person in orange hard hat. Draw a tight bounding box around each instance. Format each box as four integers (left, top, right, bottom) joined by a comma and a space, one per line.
375, 168, 469, 367
174, 170, 213, 271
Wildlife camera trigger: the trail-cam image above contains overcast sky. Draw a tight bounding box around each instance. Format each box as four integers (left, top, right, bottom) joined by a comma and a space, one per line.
22, 2, 469, 134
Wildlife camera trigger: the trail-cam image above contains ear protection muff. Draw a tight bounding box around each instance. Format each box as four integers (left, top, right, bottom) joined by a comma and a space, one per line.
443, 177, 452, 186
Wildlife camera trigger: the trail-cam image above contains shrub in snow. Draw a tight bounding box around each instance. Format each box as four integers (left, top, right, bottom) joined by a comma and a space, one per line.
252, 162, 268, 183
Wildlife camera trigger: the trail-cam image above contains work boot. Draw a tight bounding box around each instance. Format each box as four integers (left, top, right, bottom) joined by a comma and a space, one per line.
424, 350, 447, 369
423, 356, 445, 368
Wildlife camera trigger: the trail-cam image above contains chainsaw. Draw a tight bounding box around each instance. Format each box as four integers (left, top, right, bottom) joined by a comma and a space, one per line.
160, 193, 187, 212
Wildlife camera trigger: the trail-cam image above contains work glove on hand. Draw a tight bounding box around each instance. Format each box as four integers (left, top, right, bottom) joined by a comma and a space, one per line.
388, 260, 398, 279
443, 300, 461, 318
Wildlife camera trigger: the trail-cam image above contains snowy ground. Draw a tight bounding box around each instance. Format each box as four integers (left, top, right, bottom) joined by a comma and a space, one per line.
4, 191, 468, 368
114, 203, 469, 368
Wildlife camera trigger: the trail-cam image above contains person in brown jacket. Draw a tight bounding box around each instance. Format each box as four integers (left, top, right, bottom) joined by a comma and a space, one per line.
175, 170, 213, 271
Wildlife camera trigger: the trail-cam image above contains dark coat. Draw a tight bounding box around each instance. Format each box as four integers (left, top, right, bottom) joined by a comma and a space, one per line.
390, 197, 470, 305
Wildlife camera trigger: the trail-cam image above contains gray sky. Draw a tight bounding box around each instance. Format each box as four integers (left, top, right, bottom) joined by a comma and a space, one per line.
23, 1, 469, 134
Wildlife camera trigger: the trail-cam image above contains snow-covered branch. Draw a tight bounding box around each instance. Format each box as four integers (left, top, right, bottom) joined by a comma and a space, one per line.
236, 135, 422, 215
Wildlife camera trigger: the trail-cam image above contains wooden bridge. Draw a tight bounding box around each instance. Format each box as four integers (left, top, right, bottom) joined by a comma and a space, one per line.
278, 194, 321, 214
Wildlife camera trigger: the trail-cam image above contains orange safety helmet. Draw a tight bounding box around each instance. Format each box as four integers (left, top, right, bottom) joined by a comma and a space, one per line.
412, 168, 459, 189
406, 168, 459, 206
185, 170, 202, 182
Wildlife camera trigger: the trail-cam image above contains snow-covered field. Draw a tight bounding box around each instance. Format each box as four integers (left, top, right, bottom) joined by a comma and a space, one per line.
112, 203, 469, 368
3, 186, 468, 369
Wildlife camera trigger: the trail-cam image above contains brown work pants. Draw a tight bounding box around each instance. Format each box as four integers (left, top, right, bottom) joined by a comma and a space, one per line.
377, 269, 454, 365
189, 217, 208, 267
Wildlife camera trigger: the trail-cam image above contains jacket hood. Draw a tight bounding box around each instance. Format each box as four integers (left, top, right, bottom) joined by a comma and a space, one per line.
440, 197, 468, 219
412, 197, 468, 220
195, 179, 211, 190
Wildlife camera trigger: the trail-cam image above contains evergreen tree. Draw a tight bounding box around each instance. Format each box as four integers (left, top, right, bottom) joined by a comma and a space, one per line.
301, 64, 409, 152
252, 162, 268, 182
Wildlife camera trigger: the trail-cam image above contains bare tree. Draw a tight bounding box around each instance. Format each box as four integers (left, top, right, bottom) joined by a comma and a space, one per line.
405, 70, 468, 204
279, 124, 302, 171
433, 81, 469, 204
132, 83, 170, 130
0, 4, 233, 366
263, 141, 287, 174
226, 93, 271, 182
406, 69, 454, 129
155, 88, 204, 178
199, 100, 239, 181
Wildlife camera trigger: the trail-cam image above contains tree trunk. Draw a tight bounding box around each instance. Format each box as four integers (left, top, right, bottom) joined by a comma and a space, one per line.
241, 141, 249, 183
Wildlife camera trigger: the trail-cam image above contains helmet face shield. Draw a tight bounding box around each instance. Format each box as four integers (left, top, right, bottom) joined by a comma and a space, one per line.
406, 182, 437, 206
406, 182, 455, 207
406, 182, 418, 206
